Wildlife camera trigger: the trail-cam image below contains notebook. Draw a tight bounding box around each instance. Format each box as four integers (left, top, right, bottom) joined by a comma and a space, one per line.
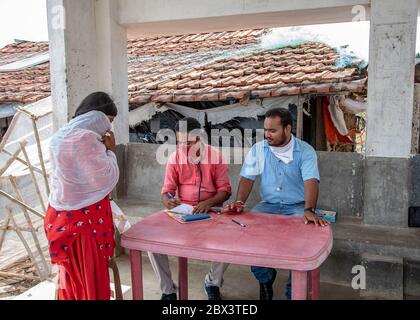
316, 209, 337, 223
169, 204, 194, 215
166, 204, 212, 223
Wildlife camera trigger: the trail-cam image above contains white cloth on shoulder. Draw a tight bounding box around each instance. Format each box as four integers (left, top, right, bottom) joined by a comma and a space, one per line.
48, 110, 120, 210
269, 135, 294, 164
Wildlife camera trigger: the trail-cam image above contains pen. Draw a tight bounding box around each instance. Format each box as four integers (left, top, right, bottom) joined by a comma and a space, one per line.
232, 219, 246, 227
167, 192, 175, 200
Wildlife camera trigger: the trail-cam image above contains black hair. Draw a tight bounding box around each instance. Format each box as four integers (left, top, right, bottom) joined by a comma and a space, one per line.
74, 91, 118, 118
174, 117, 201, 133
265, 108, 293, 127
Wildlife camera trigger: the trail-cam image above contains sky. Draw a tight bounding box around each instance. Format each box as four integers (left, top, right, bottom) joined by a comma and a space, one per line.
0, 0, 419, 61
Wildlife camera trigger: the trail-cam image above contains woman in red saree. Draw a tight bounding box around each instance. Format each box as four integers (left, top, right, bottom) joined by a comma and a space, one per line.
44, 92, 119, 300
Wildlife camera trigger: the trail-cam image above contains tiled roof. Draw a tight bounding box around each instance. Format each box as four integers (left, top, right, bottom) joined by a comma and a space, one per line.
127, 29, 265, 57
0, 41, 49, 67
0, 29, 367, 105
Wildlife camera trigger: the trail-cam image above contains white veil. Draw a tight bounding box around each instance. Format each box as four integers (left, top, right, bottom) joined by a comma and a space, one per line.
48, 110, 120, 210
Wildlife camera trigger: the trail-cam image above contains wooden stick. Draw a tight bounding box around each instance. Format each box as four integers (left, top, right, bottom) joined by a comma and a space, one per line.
16, 105, 52, 119
0, 190, 45, 219
4, 207, 45, 281
19, 142, 46, 212
3, 123, 52, 149
0, 112, 20, 150
0, 144, 24, 176
0, 270, 40, 281
0, 224, 35, 232
0, 216, 10, 253
9, 176, 50, 278
296, 97, 304, 139
109, 257, 123, 300
16, 107, 38, 120
31, 119, 50, 195
1, 149, 44, 175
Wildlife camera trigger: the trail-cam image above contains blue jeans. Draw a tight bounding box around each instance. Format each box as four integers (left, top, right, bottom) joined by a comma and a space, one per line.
250, 201, 304, 300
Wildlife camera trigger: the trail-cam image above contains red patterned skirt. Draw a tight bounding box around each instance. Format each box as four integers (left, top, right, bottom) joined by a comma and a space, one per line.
44, 195, 115, 300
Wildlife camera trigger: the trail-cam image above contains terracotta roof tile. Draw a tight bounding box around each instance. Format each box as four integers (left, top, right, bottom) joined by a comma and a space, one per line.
0, 29, 367, 105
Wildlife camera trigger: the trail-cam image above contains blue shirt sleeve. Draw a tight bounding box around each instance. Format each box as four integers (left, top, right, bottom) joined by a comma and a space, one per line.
240, 143, 264, 181
300, 145, 320, 182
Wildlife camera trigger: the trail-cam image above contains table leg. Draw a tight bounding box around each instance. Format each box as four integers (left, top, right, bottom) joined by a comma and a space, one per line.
307, 267, 320, 300
178, 257, 188, 300
130, 250, 143, 300
291, 270, 308, 300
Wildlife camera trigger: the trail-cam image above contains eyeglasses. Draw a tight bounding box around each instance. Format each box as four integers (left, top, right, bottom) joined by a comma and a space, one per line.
177, 140, 197, 146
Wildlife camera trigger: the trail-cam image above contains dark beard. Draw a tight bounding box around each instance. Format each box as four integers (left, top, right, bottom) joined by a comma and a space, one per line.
268, 134, 289, 147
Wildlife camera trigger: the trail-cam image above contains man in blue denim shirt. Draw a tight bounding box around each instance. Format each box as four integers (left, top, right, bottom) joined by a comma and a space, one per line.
223, 108, 329, 300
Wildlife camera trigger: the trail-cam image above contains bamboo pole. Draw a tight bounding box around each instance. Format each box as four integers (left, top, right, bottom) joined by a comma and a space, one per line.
0, 190, 45, 219
0, 224, 35, 232
19, 142, 46, 212
296, 97, 304, 139
16, 107, 38, 120
0, 271, 40, 281
31, 119, 50, 195
4, 207, 45, 280
109, 257, 123, 300
0, 111, 19, 150
3, 123, 52, 149
9, 176, 50, 278
0, 217, 10, 253
0, 144, 24, 176
1, 149, 44, 175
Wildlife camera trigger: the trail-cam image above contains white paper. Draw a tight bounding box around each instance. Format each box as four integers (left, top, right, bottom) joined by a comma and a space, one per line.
111, 200, 132, 233
169, 203, 194, 215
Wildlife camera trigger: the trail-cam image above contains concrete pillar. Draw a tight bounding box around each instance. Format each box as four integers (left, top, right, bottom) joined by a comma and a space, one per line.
95, 0, 129, 145
364, 0, 418, 227
47, 0, 129, 144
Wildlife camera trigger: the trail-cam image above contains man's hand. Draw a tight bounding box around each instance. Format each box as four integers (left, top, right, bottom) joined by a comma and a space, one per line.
221, 201, 245, 214
162, 195, 181, 209
193, 199, 213, 214
102, 131, 116, 151
303, 210, 330, 227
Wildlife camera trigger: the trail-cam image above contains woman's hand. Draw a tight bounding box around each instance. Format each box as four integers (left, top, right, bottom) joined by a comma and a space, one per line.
102, 131, 116, 151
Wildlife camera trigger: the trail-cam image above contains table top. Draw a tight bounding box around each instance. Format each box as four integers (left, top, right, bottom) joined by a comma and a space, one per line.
121, 211, 333, 271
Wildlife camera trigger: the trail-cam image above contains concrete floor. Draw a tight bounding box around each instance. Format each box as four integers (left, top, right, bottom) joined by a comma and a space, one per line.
111, 253, 361, 300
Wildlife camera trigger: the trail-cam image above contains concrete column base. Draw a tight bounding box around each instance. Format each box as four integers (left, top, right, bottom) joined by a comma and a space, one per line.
363, 157, 410, 227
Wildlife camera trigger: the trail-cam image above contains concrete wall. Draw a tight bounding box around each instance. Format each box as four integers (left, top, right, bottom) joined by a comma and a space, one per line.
317, 152, 364, 220
412, 84, 420, 154
123, 143, 364, 219
123, 143, 420, 219
411, 155, 420, 207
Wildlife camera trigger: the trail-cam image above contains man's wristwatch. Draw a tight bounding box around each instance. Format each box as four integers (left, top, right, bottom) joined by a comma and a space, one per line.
304, 207, 316, 214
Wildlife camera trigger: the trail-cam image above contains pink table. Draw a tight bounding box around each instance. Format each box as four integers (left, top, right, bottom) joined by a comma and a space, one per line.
121, 211, 333, 300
